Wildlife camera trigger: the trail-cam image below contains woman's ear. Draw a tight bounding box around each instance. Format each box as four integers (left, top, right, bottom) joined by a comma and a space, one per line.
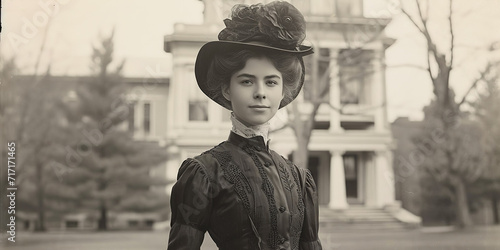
222, 84, 231, 101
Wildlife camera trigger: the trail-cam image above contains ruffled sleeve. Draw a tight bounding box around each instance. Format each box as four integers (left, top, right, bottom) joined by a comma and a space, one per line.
167, 158, 214, 250
298, 168, 322, 250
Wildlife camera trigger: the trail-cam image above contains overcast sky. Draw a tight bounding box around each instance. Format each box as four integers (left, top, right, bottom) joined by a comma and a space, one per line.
2, 0, 500, 122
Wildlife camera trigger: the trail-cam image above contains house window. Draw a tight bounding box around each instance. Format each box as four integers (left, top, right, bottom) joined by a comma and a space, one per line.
303, 48, 330, 102
189, 101, 209, 121
338, 49, 373, 105
144, 219, 155, 228
128, 220, 139, 227
188, 82, 209, 121
128, 103, 135, 132
339, 66, 362, 104
144, 103, 150, 133
65, 220, 79, 228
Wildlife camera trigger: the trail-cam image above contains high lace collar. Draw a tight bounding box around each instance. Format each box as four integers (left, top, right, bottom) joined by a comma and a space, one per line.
228, 131, 269, 152
230, 113, 270, 146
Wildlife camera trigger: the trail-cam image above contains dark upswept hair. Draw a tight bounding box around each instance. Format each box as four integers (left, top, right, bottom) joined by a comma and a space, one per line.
205, 49, 303, 110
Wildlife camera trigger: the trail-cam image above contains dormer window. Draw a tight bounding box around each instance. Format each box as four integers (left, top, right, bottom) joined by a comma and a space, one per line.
335, 0, 363, 17
310, 0, 335, 15
302, 0, 364, 17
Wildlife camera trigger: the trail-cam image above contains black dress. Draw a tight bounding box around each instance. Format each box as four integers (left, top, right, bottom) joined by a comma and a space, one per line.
167, 132, 322, 250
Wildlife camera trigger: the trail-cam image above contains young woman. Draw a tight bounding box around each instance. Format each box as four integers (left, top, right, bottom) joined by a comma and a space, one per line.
168, 1, 322, 249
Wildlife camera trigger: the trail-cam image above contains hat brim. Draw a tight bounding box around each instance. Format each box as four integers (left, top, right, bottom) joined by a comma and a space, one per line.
195, 41, 313, 110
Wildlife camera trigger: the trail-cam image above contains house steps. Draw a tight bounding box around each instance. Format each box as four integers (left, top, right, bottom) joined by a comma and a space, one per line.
319, 205, 420, 231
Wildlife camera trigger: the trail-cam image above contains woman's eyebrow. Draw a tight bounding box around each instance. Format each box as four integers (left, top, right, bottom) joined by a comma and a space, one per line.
264, 75, 281, 79
236, 73, 256, 78
236, 73, 281, 79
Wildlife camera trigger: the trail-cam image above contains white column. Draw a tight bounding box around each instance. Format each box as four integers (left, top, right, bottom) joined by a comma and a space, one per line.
165, 64, 175, 140
329, 49, 343, 133
372, 51, 387, 132
374, 150, 395, 207
329, 150, 348, 209
168, 58, 184, 136
165, 145, 181, 195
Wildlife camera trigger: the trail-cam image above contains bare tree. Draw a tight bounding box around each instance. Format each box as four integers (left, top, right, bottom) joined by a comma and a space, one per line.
472, 67, 500, 225
400, 0, 500, 227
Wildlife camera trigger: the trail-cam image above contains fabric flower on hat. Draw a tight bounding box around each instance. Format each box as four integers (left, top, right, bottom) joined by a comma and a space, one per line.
219, 4, 261, 42
218, 1, 306, 50
258, 1, 306, 49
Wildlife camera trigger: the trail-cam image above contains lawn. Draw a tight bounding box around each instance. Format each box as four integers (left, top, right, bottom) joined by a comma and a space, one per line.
3, 226, 500, 250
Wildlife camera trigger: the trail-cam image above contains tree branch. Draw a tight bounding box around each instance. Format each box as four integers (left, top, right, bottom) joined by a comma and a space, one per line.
457, 61, 500, 108
449, 0, 455, 69
416, 0, 428, 25
399, 1, 426, 34
386, 63, 429, 71
400, 1, 439, 82
415, 0, 451, 85
33, 16, 53, 77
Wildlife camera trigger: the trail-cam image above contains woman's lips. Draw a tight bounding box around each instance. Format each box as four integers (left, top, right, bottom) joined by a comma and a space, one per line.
249, 105, 269, 108
249, 105, 270, 111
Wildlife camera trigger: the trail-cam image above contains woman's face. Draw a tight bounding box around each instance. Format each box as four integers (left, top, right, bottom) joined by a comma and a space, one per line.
222, 57, 284, 126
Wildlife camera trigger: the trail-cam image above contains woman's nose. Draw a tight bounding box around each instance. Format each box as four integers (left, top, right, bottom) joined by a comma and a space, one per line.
253, 82, 266, 99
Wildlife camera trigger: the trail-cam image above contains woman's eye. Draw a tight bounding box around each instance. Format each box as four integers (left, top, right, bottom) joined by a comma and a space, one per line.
266, 80, 278, 86
241, 80, 252, 85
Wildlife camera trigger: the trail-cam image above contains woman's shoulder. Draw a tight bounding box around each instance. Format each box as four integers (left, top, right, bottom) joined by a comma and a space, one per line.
177, 141, 232, 180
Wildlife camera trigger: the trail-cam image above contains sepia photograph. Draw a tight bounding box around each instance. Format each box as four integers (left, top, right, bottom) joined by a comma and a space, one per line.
1, 0, 500, 249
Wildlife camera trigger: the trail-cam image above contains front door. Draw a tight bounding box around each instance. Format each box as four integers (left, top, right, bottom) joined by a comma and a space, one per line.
343, 154, 359, 203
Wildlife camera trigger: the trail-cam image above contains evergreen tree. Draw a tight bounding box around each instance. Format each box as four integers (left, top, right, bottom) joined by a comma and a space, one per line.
60, 30, 168, 230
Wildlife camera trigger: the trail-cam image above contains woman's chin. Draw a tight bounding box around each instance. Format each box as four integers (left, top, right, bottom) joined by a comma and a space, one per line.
244, 117, 271, 126
234, 112, 273, 126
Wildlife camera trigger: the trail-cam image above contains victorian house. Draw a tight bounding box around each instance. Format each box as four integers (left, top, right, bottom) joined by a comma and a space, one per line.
162, 0, 420, 228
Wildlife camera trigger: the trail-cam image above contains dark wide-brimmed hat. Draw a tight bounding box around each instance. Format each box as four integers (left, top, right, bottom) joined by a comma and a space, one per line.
195, 1, 314, 110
